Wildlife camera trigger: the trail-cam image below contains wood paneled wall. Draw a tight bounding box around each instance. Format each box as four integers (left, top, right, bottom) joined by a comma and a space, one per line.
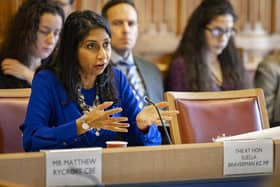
0, 1, 278, 39
0, 0, 24, 42
0, 0, 279, 73
75, 1, 277, 72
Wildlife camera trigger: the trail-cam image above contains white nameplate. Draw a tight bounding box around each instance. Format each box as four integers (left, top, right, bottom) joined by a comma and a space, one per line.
43, 147, 102, 186
223, 139, 273, 176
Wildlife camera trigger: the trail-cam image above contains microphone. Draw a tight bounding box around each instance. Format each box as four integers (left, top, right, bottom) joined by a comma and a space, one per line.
144, 96, 172, 144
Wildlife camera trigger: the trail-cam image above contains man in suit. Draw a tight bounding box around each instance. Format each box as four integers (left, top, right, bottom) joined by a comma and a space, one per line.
101, 0, 164, 109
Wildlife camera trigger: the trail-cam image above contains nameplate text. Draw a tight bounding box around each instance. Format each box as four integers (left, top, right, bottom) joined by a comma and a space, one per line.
223, 139, 273, 175
43, 147, 102, 186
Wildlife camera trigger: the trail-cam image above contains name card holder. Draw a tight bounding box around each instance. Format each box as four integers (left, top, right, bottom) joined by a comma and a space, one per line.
223, 139, 273, 176
43, 147, 102, 187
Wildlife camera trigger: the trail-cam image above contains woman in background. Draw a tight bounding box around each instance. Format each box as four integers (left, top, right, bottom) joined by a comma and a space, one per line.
166, 0, 251, 91
0, 0, 64, 88
255, 50, 280, 127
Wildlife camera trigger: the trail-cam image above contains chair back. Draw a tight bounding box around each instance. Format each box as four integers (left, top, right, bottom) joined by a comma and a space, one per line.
165, 89, 270, 144
0, 89, 30, 153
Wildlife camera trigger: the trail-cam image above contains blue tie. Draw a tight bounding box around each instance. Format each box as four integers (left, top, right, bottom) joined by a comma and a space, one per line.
118, 60, 146, 109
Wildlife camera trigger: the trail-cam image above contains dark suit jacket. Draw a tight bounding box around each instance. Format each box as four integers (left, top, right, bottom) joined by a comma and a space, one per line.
255, 60, 280, 126
111, 56, 164, 104
134, 56, 164, 103
133, 57, 169, 144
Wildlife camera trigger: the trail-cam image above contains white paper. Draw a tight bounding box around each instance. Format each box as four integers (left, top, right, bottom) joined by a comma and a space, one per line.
43, 147, 102, 187
215, 126, 280, 142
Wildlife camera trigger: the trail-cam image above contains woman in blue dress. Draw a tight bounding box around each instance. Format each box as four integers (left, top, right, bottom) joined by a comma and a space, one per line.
20, 10, 177, 151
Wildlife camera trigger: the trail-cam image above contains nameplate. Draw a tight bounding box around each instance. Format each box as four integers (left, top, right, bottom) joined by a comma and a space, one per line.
223, 139, 273, 176
43, 147, 102, 186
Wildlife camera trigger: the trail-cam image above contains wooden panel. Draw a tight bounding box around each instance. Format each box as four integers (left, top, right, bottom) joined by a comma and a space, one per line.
0, 141, 279, 186
0, 0, 277, 74
0, 152, 45, 187
0, 0, 23, 43
102, 143, 223, 184
273, 0, 280, 33
0, 88, 30, 97
0, 0, 276, 39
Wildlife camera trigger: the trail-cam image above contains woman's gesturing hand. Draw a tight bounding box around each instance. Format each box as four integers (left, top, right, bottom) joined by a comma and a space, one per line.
136, 101, 179, 131
76, 101, 129, 135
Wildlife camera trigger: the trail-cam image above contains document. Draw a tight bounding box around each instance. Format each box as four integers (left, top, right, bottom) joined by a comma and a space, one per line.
215, 126, 280, 142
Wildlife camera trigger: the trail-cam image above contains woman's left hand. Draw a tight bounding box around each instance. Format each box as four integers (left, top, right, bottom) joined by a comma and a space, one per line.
136, 101, 179, 131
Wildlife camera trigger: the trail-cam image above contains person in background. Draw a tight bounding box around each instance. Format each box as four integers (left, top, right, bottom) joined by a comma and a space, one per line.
0, 0, 64, 88
166, 0, 251, 91
101, 0, 164, 110
50, 0, 75, 18
255, 50, 280, 127
20, 10, 178, 151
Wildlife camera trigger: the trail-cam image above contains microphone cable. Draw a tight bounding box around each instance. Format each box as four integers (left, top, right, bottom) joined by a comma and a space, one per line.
144, 96, 172, 144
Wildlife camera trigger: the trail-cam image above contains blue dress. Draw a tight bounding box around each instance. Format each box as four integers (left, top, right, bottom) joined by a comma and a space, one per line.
20, 68, 161, 151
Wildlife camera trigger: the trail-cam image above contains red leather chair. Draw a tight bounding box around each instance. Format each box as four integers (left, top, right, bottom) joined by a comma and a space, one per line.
165, 89, 270, 144
0, 89, 30, 153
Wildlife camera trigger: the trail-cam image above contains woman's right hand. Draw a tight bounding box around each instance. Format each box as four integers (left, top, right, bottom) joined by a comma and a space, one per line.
76, 101, 129, 135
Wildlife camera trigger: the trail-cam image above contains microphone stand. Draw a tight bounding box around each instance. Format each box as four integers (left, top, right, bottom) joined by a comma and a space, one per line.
144, 96, 172, 144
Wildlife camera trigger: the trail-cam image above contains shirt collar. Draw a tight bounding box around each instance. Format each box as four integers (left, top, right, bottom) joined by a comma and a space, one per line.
111, 49, 134, 65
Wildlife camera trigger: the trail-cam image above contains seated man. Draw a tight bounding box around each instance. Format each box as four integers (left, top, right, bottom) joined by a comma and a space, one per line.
101, 0, 164, 110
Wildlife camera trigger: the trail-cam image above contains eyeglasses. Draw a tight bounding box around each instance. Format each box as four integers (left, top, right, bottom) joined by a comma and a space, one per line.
205, 27, 236, 38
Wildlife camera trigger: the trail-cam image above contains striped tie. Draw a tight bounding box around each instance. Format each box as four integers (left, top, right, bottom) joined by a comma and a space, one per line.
118, 60, 146, 109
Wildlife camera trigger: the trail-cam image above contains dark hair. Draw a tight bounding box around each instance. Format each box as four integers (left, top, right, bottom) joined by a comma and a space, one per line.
0, 0, 64, 88
101, 0, 136, 18
50, 0, 75, 6
171, 0, 250, 90
41, 10, 116, 103
69, 0, 75, 5
0, 0, 64, 66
